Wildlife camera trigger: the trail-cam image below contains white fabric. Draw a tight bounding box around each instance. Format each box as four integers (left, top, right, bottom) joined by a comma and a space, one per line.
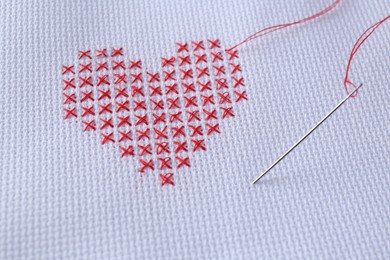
1, 0, 389, 259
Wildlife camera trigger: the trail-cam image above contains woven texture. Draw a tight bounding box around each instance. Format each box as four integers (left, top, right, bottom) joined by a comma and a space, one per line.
1, 0, 389, 259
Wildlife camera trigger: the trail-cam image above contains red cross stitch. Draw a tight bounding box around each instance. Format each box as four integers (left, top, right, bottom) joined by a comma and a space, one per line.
192, 40, 205, 51
150, 86, 162, 96
98, 89, 111, 101
139, 144, 152, 156
79, 63, 92, 73
161, 57, 175, 67
118, 116, 131, 127
79, 76, 93, 88
120, 145, 134, 157
112, 47, 123, 57
156, 142, 170, 155
160, 173, 174, 186
81, 91, 94, 102
82, 120, 96, 131
158, 157, 172, 170
176, 42, 189, 53
194, 53, 207, 64
63, 93, 76, 104
119, 130, 132, 142
139, 159, 154, 172
79, 50, 91, 59
99, 104, 112, 115
174, 141, 188, 153
96, 48, 107, 58
81, 105, 95, 117
102, 132, 115, 144
137, 128, 150, 140
172, 126, 185, 138
130, 60, 142, 69
97, 75, 110, 86
62, 40, 248, 186
63, 78, 76, 90
100, 118, 113, 129
176, 157, 190, 168
62, 65, 75, 75
151, 99, 164, 110
113, 60, 125, 70
64, 108, 77, 119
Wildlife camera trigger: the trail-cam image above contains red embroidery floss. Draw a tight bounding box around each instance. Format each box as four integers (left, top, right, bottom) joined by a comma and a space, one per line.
344, 15, 390, 97
226, 0, 341, 51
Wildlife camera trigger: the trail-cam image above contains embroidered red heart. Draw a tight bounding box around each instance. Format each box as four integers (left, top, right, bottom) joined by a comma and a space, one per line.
62, 39, 247, 186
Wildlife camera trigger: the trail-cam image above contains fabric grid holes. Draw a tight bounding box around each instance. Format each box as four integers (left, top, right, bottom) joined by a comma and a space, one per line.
61, 39, 247, 186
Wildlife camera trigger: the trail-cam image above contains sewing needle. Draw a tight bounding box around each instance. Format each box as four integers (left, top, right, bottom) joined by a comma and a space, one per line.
252, 83, 363, 184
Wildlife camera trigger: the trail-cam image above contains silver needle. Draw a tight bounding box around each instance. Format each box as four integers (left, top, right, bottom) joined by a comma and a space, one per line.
252, 83, 363, 184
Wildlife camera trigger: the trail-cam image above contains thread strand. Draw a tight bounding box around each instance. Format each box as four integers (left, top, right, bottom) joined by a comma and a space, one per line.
226, 0, 341, 51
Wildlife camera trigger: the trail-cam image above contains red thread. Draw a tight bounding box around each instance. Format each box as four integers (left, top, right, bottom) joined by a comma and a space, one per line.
176, 157, 190, 168
63, 78, 76, 90
113, 60, 125, 70
115, 87, 128, 98
96, 48, 107, 58
139, 144, 152, 155
139, 159, 154, 172
114, 74, 127, 85
131, 73, 143, 83
162, 57, 175, 67
137, 128, 150, 140
118, 116, 131, 127
79, 76, 93, 88
119, 131, 132, 142
99, 104, 112, 115
174, 141, 188, 153
62, 65, 75, 75
81, 91, 94, 102
172, 126, 185, 138
156, 142, 170, 155
79, 50, 92, 59
135, 115, 148, 126
102, 132, 115, 144
192, 139, 206, 151
206, 123, 220, 135
198, 81, 211, 92
82, 105, 95, 117
344, 15, 390, 96
152, 99, 164, 110
194, 53, 207, 64
132, 86, 144, 97
147, 72, 160, 83
79, 63, 92, 73
170, 112, 182, 123
63, 93, 76, 104
64, 108, 77, 119
160, 173, 174, 186
98, 89, 111, 101
158, 157, 172, 170
192, 40, 205, 51
120, 145, 134, 157
176, 42, 189, 53
130, 60, 142, 69
208, 39, 221, 49
189, 125, 203, 137
97, 75, 110, 86
112, 48, 123, 57
83, 120, 96, 131
226, 0, 341, 51
100, 118, 113, 129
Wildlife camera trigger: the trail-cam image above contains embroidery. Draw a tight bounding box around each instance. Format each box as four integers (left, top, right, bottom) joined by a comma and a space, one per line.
62, 39, 247, 186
